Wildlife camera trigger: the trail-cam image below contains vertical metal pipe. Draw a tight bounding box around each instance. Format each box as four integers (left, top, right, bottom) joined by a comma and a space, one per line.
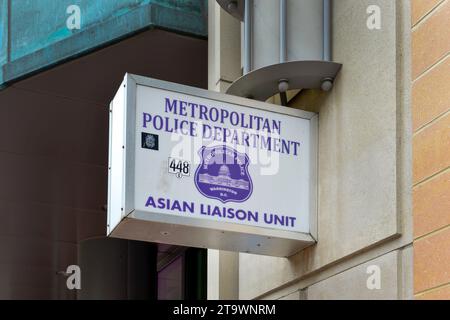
279, 0, 288, 106
279, 0, 287, 63
243, 0, 252, 74
323, 0, 331, 61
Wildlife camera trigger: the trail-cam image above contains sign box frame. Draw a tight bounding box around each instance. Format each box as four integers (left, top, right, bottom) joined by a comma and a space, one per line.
107, 74, 318, 257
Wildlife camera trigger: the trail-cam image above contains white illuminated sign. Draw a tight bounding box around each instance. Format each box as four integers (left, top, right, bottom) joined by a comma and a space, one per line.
107, 74, 317, 257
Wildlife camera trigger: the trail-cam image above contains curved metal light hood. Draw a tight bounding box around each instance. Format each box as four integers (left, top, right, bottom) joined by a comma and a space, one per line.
227, 60, 342, 102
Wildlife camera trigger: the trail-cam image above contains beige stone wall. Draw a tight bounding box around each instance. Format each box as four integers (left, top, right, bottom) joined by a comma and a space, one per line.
208, 0, 414, 300
207, 0, 241, 300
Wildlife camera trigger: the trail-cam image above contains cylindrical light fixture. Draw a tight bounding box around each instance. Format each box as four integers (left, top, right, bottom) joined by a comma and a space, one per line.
216, 0, 342, 101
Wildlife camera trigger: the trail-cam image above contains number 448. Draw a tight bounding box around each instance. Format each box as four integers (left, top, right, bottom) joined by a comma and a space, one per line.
168, 158, 191, 178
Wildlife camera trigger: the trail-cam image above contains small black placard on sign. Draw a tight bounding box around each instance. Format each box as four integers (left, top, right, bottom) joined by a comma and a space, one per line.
142, 133, 159, 151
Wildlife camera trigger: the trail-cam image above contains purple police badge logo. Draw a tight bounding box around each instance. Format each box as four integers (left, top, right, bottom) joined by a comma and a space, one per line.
194, 145, 253, 203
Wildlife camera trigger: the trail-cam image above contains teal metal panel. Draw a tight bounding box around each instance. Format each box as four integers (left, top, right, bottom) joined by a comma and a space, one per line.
1, 0, 207, 86
10, 0, 146, 61
0, 0, 7, 87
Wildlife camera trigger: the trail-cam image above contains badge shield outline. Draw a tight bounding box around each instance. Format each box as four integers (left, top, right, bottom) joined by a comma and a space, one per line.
194, 145, 253, 204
